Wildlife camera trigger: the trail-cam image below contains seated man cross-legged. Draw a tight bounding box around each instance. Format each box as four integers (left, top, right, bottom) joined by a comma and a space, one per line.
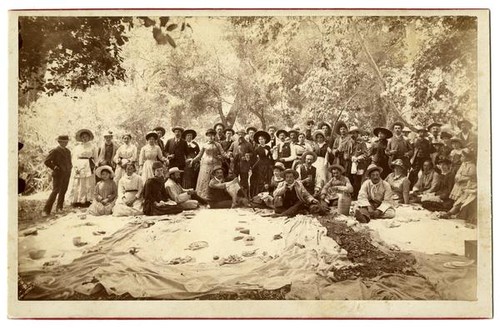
165, 167, 208, 210
208, 166, 246, 209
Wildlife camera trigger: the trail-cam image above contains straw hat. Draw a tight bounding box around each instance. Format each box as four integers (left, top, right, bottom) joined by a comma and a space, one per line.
171, 126, 185, 133
275, 129, 289, 138
167, 167, 184, 176
273, 162, 286, 171
57, 135, 70, 142
348, 126, 360, 134
283, 168, 299, 179
458, 119, 472, 128
390, 159, 407, 171
366, 164, 383, 176
301, 151, 318, 163
246, 126, 258, 134
211, 165, 224, 175
103, 131, 114, 137
328, 164, 345, 174
75, 129, 94, 142
145, 131, 159, 140
312, 130, 326, 140
392, 122, 405, 130
95, 165, 114, 179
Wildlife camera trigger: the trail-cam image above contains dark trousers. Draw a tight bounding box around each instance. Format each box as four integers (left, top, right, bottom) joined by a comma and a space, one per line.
409, 158, 426, 188
348, 174, 363, 200
43, 171, 71, 213
209, 199, 233, 209
190, 192, 208, 205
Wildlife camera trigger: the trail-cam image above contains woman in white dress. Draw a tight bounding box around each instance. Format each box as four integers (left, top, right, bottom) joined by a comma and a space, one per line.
188, 129, 227, 199
139, 131, 166, 182
70, 129, 99, 207
311, 130, 329, 192
113, 133, 137, 183
112, 163, 144, 217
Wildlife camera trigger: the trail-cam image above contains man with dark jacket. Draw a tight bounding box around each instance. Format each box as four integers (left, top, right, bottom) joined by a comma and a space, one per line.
42, 135, 73, 216
165, 127, 188, 170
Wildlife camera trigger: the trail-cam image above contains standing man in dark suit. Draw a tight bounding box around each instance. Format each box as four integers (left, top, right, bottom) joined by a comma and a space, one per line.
154, 126, 166, 154
42, 135, 73, 216
165, 127, 188, 172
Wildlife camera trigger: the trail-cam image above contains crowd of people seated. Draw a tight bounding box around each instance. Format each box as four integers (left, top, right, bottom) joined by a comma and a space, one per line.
40, 118, 477, 224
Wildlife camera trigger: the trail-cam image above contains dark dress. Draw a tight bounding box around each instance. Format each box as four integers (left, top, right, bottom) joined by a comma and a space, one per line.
182, 141, 200, 189
143, 176, 183, 216
369, 139, 391, 179
250, 145, 274, 197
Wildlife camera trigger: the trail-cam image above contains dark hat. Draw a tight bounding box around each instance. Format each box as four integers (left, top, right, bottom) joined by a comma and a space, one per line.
390, 159, 407, 170
95, 165, 114, 179
458, 119, 473, 128
145, 131, 159, 140
306, 119, 315, 125
392, 122, 405, 130
214, 123, 225, 130
450, 136, 463, 147
283, 168, 299, 179
301, 151, 318, 163
275, 129, 289, 138
223, 128, 235, 135
432, 140, 444, 146
312, 130, 326, 140
273, 162, 286, 171
288, 129, 299, 136
253, 130, 271, 144
334, 121, 348, 135
319, 122, 332, 130
57, 135, 70, 142
211, 165, 224, 175
182, 129, 197, 140
75, 129, 94, 142
246, 126, 258, 134
437, 158, 452, 166
440, 131, 453, 139
205, 128, 216, 136
153, 126, 166, 136
328, 164, 345, 174
366, 164, 383, 176
373, 127, 393, 139
103, 131, 114, 137
427, 122, 442, 131
171, 126, 185, 133
152, 161, 164, 171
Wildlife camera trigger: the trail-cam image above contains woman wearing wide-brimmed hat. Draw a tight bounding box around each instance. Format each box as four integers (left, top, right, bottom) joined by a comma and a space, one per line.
181, 129, 200, 189
249, 131, 274, 197
385, 159, 410, 204
70, 129, 99, 207
139, 131, 166, 182
368, 127, 392, 179
318, 122, 332, 140
113, 133, 138, 184
330, 120, 351, 169
189, 128, 228, 199
87, 165, 117, 216
112, 163, 144, 217
449, 136, 464, 174
311, 130, 329, 191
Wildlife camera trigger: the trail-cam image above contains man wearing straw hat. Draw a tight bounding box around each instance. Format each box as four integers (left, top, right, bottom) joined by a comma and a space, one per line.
97, 131, 118, 173
165, 167, 207, 210
385, 122, 413, 169
354, 164, 395, 223
42, 135, 72, 217
296, 151, 318, 196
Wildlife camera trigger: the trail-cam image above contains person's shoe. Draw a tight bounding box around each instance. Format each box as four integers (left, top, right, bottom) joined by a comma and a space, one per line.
354, 210, 370, 223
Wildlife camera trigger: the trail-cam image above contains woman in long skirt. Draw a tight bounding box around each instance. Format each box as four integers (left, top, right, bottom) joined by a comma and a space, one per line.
181, 129, 200, 189
112, 163, 144, 217
312, 130, 329, 192
113, 133, 137, 184
88, 166, 117, 216
188, 129, 227, 199
139, 131, 166, 182
70, 129, 99, 207
250, 131, 274, 197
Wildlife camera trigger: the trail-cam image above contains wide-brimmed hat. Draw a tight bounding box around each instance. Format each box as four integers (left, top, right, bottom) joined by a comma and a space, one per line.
223, 128, 235, 135
366, 164, 383, 176
273, 162, 286, 171
153, 127, 165, 136
211, 165, 224, 175
402, 127, 412, 133
253, 130, 271, 144
152, 161, 164, 171
236, 129, 246, 135
427, 122, 442, 131
312, 130, 326, 140
205, 128, 217, 136
440, 131, 453, 139
415, 126, 428, 133
450, 136, 463, 147
390, 159, 407, 171
283, 168, 299, 179
334, 121, 348, 135
301, 151, 318, 163
103, 131, 113, 137
213, 123, 225, 130
246, 126, 258, 134
267, 125, 277, 131
57, 135, 70, 142
171, 126, 185, 133
458, 119, 473, 128
145, 131, 159, 140
328, 164, 345, 174
392, 122, 405, 130
319, 122, 331, 131
306, 119, 315, 125
167, 167, 184, 176
288, 129, 299, 136
181, 129, 197, 140
75, 129, 94, 142
95, 165, 114, 179
437, 158, 452, 166
275, 129, 289, 138
122, 133, 132, 139
373, 127, 393, 139
348, 126, 360, 134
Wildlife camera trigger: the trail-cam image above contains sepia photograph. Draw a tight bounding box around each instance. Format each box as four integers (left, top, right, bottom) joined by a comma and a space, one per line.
8, 9, 492, 318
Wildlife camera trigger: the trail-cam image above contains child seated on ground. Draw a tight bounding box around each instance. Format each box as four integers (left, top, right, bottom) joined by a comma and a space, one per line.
88, 165, 117, 216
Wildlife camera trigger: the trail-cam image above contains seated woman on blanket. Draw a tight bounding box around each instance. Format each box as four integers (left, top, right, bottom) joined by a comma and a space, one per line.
422, 158, 455, 212
142, 161, 183, 216
250, 162, 286, 209
385, 159, 411, 204
112, 163, 144, 217
409, 159, 440, 203
88, 165, 117, 216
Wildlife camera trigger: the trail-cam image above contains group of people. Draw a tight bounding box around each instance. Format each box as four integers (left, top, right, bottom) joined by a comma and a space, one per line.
40, 117, 477, 224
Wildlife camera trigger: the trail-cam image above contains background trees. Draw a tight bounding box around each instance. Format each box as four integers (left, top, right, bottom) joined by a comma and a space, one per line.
18, 15, 478, 194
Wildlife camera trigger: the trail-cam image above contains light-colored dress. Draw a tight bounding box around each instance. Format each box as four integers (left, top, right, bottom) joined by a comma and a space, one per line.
70, 142, 98, 204
313, 142, 329, 191
139, 144, 164, 182
385, 173, 410, 204
113, 143, 138, 183
112, 173, 144, 217
193, 141, 226, 199
88, 179, 117, 216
